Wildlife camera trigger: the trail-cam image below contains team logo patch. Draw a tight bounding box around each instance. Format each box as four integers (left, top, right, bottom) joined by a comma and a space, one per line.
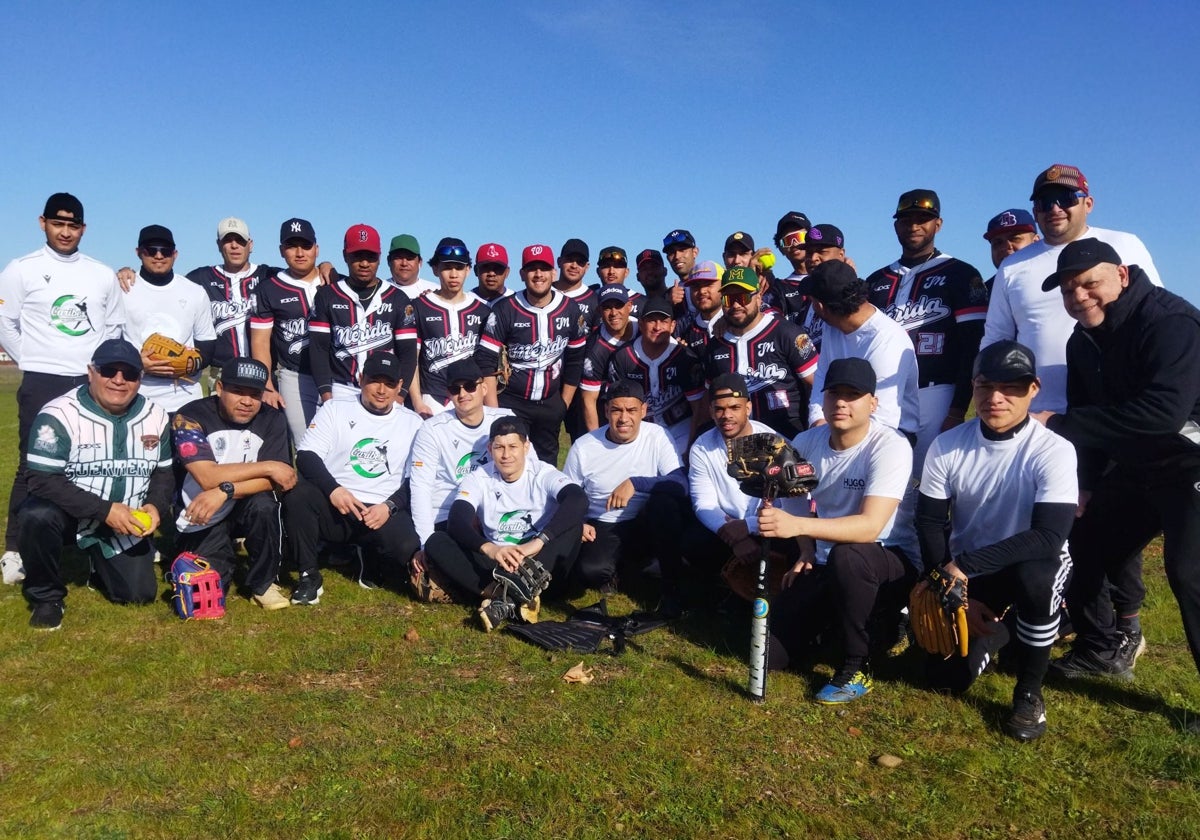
350, 437, 390, 478
454, 450, 486, 481
1046, 166, 1062, 181
34, 424, 58, 452
497, 510, 536, 544
794, 334, 810, 353
49, 294, 94, 336
141, 435, 160, 450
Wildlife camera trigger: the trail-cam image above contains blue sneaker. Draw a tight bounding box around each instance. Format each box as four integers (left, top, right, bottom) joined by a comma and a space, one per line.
816, 672, 873, 704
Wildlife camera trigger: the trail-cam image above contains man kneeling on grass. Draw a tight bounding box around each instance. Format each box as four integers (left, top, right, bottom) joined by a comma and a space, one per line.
423, 416, 587, 632
915, 341, 1076, 741
759, 358, 918, 704
21, 339, 173, 630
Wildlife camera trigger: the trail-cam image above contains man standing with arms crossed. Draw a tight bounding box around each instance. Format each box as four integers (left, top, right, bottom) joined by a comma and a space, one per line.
0, 193, 125, 585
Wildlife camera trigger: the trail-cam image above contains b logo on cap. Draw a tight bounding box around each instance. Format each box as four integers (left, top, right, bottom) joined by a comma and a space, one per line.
359, 230, 369, 242
486, 246, 498, 258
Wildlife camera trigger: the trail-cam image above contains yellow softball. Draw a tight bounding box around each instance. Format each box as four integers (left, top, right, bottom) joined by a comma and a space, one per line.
131, 509, 153, 534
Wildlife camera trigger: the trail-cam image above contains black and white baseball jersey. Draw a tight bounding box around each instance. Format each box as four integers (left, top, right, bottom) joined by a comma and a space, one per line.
678, 310, 721, 354
579, 324, 635, 394
704, 312, 819, 438
559, 284, 600, 331
172, 395, 291, 533
865, 253, 988, 390
308, 279, 418, 397
186, 263, 276, 368
606, 337, 705, 449
474, 289, 588, 401
412, 292, 492, 407
250, 271, 322, 375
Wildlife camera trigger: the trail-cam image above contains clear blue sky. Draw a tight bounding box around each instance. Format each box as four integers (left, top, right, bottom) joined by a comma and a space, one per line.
3, 1, 1198, 303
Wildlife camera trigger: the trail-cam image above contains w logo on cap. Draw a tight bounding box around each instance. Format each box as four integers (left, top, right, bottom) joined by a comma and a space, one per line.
529, 246, 544, 256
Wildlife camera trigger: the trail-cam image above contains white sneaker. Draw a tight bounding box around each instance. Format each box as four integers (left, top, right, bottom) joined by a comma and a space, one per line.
1, 551, 25, 585
252, 583, 291, 611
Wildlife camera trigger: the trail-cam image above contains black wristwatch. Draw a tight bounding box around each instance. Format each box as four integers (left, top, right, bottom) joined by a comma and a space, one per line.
219, 481, 235, 500
384, 500, 398, 517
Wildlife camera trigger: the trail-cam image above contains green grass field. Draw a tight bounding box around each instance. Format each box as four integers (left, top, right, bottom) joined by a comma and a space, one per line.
1, 365, 1198, 839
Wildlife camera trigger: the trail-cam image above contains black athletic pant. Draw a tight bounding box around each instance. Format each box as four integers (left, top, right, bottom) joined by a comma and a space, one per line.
6, 371, 88, 551
926, 553, 1069, 698
771, 543, 916, 668
174, 491, 283, 597
423, 524, 582, 602
283, 480, 419, 587
19, 497, 158, 605
1067, 463, 1200, 672
575, 489, 691, 590
499, 391, 567, 464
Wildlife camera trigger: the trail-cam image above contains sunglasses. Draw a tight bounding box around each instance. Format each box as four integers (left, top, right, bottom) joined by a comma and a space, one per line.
722, 289, 756, 306
141, 245, 172, 257
477, 262, 507, 273
1034, 190, 1086, 212
895, 196, 938, 215
97, 364, 141, 381
781, 231, 807, 248
598, 260, 627, 269
435, 244, 470, 263
662, 231, 693, 249
598, 250, 626, 263
448, 380, 482, 396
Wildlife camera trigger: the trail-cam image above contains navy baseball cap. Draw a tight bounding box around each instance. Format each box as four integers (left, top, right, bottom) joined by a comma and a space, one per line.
973, 340, 1037, 382
804, 224, 844, 250
983, 209, 1035, 242
280, 218, 317, 245
662, 229, 696, 251
598, 285, 632, 306
92, 338, 143, 372
1041, 238, 1123, 292
823, 358, 876, 395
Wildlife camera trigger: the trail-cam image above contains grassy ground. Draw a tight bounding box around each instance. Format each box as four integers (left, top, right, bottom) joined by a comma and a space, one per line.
1, 365, 1198, 839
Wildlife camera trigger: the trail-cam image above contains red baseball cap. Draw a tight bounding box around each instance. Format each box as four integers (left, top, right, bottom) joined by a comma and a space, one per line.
343, 224, 381, 255
521, 244, 555, 268
476, 242, 509, 267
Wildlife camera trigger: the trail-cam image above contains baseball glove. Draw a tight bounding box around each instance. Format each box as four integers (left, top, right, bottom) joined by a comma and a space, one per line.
142, 333, 203, 379
727, 433, 819, 499
492, 555, 551, 607
909, 566, 970, 658
408, 558, 456, 604
167, 552, 225, 620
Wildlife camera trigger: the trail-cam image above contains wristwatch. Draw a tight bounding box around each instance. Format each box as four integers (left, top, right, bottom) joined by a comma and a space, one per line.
219, 481, 235, 500
384, 500, 398, 517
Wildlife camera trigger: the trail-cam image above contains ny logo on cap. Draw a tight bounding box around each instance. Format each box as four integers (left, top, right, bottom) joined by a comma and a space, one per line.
291, 222, 303, 233
998, 212, 1017, 228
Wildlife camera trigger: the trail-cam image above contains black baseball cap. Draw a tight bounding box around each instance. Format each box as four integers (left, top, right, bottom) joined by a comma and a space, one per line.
804, 224, 844, 250
280, 218, 317, 245
724, 231, 755, 254
598, 246, 627, 265
823, 358, 876, 395
560, 238, 590, 261
797, 260, 860, 303
607, 379, 645, 402
489, 415, 529, 441
973, 340, 1037, 382
92, 338, 142, 372
636, 249, 665, 268
639, 296, 674, 319
709, 372, 750, 400
220, 357, 269, 391
893, 189, 941, 219
361, 351, 402, 384
1040, 238, 1123, 292
44, 192, 84, 223
430, 237, 471, 267
773, 210, 811, 245
138, 224, 175, 249
444, 358, 483, 385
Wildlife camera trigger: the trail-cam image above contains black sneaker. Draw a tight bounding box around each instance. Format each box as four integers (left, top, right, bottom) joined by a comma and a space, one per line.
291, 571, 324, 606
1004, 690, 1047, 741
30, 600, 65, 631
599, 577, 619, 597
479, 598, 516, 633
1116, 630, 1147, 672
1050, 645, 1134, 681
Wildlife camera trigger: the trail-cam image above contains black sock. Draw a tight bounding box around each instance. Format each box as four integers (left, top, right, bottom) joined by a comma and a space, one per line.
1117, 613, 1141, 636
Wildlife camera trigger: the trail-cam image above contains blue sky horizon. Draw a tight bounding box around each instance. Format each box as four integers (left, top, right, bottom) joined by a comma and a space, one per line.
3, 1, 1197, 304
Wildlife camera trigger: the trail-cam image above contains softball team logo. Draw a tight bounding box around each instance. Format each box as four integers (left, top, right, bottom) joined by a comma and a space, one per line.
349, 438, 390, 478
496, 510, 535, 544
454, 450, 485, 481
50, 294, 94, 336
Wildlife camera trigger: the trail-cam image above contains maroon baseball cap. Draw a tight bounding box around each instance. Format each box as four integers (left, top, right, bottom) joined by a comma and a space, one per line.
636, 249, 664, 268
521, 244, 555, 268
343, 224, 381, 255
1030, 164, 1089, 199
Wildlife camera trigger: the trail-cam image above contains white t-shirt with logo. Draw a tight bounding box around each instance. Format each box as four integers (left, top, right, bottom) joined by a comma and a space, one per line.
563, 421, 681, 523
455, 456, 574, 544
298, 397, 423, 504
408, 405, 514, 545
